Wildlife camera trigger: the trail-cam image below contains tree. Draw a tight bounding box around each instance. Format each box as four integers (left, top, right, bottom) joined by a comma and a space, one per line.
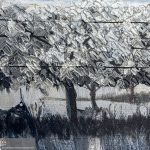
1, 0, 150, 124
65, 0, 132, 109
117, 5, 150, 102
0, 4, 80, 124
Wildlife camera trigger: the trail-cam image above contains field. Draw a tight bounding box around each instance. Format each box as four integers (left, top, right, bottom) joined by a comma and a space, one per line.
1, 88, 150, 149
43, 99, 150, 119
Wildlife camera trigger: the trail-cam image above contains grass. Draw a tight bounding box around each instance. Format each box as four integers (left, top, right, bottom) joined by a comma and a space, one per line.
1, 99, 150, 147
38, 112, 150, 139
1, 108, 150, 140
1, 105, 150, 149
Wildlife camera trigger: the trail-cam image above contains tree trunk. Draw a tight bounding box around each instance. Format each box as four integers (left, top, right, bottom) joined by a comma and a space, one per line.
129, 84, 135, 103
63, 78, 78, 124
90, 83, 98, 110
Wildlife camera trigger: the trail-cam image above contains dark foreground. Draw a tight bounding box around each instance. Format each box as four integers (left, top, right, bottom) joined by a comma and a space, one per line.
1, 102, 150, 150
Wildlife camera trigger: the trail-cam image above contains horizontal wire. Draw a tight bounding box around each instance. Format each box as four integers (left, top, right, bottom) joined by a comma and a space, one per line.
1, 34, 150, 40
0, 65, 149, 69
132, 47, 150, 50
0, 18, 150, 24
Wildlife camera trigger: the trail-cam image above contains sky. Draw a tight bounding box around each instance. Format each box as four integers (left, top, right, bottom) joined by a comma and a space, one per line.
123, 0, 150, 5
2, 0, 150, 6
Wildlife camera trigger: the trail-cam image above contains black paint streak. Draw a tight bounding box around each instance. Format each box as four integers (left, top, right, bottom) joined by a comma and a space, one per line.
0, 70, 11, 92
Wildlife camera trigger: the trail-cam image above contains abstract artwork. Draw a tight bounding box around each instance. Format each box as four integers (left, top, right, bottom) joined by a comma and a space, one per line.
0, 0, 150, 149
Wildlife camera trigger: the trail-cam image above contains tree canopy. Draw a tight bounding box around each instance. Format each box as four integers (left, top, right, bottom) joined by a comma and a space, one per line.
0, 0, 150, 96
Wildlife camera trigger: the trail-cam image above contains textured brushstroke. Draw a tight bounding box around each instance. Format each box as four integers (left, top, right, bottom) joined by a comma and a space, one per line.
0, 0, 150, 149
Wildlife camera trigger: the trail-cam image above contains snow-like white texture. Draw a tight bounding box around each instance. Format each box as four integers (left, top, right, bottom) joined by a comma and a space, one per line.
0, 89, 20, 109
42, 99, 149, 118
0, 84, 149, 109
0, 85, 150, 119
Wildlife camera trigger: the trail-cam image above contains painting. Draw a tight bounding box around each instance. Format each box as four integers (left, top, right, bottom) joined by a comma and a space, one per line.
0, 0, 150, 149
